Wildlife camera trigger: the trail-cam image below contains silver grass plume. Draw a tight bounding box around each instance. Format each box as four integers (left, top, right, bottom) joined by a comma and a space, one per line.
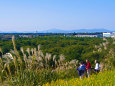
36, 56, 42, 62
45, 53, 49, 64
93, 50, 96, 53
26, 48, 30, 56
39, 50, 44, 57
31, 48, 34, 55
47, 53, 51, 61
24, 54, 27, 63
12, 35, 22, 64
34, 48, 37, 57
100, 43, 103, 47
98, 48, 102, 52
53, 55, 56, 61
59, 54, 65, 62
38, 44, 41, 51
20, 47, 24, 55
10, 49, 15, 54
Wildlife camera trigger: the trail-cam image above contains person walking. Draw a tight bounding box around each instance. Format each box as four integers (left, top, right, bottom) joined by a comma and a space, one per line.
86, 59, 91, 77
77, 62, 86, 79
94, 60, 99, 73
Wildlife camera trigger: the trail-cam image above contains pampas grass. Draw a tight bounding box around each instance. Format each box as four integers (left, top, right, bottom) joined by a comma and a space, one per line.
0, 36, 79, 86
94, 38, 115, 71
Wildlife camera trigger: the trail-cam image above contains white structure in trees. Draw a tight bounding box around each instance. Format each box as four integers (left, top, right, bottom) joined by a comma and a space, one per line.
103, 32, 115, 38
103, 33, 111, 37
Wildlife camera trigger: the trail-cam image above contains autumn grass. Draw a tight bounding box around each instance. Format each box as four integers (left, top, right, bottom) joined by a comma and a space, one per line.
0, 36, 115, 86
43, 70, 115, 86
0, 36, 78, 86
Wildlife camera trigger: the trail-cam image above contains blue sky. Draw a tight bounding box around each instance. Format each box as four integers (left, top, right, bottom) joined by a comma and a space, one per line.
0, 0, 115, 32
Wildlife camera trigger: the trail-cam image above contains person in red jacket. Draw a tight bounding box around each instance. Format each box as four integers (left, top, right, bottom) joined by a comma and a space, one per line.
86, 59, 91, 77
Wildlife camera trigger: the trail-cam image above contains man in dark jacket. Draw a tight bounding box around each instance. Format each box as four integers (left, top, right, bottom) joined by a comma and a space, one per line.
77, 62, 86, 79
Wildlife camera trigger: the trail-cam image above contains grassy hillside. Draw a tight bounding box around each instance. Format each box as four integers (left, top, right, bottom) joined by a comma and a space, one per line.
0, 36, 115, 85
43, 70, 115, 86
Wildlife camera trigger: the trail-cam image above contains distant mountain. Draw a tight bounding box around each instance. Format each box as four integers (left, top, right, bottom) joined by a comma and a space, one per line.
0, 28, 114, 33
0, 31, 36, 33
71, 28, 111, 33
40, 28, 68, 33
43, 28, 113, 33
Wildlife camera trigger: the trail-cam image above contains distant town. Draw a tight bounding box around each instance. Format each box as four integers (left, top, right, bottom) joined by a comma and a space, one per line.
0, 32, 115, 40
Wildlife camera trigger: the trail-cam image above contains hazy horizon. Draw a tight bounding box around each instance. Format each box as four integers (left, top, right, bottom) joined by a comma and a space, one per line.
0, 0, 115, 32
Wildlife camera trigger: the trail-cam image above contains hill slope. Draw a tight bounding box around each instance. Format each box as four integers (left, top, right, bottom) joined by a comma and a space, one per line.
43, 70, 115, 86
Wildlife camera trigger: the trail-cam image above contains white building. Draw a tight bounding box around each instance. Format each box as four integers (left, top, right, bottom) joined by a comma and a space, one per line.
111, 32, 115, 38
19, 35, 32, 38
75, 35, 98, 37
103, 32, 115, 38
103, 33, 111, 37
